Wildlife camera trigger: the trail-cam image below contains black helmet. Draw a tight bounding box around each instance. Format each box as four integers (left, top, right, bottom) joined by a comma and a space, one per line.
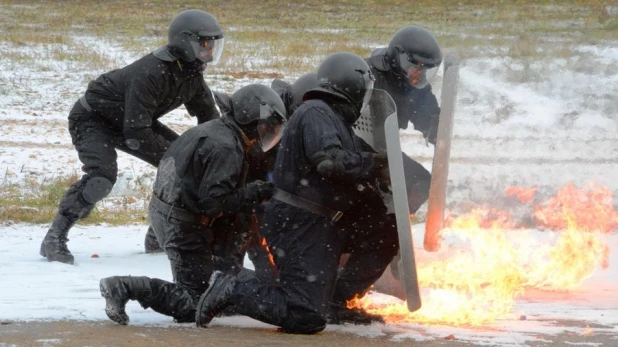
289, 72, 318, 114
166, 9, 224, 64
308, 52, 374, 117
386, 26, 442, 89
271, 72, 318, 116
231, 84, 287, 153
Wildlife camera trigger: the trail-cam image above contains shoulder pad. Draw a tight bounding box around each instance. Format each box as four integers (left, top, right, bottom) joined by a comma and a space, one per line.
153, 46, 178, 62
369, 48, 390, 72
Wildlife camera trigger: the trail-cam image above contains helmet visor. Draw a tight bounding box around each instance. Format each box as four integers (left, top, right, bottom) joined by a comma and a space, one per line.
257, 104, 286, 152
191, 37, 225, 64
398, 53, 438, 89
360, 71, 375, 113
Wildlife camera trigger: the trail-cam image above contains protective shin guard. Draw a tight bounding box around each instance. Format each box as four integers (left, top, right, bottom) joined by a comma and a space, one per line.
40, 214, 77, 264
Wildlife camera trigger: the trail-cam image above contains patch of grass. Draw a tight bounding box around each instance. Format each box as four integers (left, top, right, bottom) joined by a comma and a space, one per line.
1, 0, 616, 73
0, 173, 152, 225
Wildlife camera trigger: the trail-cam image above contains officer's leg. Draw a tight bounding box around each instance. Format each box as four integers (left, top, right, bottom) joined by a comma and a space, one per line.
402, 153, 431, 214
41, 105, 117, 264
116, 129, 172, 254
196, 205, 343, 334
101, 206, 214, 325
331, 209, 399, 308
151, 206, 214, 322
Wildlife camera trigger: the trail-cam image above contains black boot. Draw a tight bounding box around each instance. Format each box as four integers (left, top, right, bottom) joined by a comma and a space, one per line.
144, 226, 163, 253
195, 271, 236, 327
40, 214, 76, 264
99, 276, 152, 325
326, 302, 385, 325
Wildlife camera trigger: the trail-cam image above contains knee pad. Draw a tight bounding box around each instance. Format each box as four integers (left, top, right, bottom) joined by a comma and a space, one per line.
81, 176, 113, 204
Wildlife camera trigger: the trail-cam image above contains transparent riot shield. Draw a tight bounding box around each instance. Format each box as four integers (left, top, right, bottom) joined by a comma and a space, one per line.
424, 55, 460, 252
353, 89, 421, 312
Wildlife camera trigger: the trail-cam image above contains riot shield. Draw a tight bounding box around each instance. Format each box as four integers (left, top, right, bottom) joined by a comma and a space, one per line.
424, 55, 460, 252
353, 89, 422, 312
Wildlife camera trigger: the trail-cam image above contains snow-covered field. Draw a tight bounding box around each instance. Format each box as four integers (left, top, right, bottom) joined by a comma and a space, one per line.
1, 9, 618, 347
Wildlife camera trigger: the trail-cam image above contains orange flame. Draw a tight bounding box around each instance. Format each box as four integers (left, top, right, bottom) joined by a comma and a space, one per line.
260, 237, 275, 267
357, 182, 614, 326
346, 294, 363, 309
505, 186, 537, 204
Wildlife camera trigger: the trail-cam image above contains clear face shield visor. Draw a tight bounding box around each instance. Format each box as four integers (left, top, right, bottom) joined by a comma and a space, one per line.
398, 53, 438, 89
360, 71, 376, 113
190, 37, 225, 65
256, 104, 286, 152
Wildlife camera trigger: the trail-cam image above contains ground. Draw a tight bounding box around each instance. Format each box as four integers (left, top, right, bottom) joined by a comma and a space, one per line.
1, 320, 617, 347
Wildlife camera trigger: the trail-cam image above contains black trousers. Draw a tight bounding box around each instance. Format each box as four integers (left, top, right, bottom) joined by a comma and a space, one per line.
141, 206, 214, 321
402, 153, 431, 214
230, 198, 399, 334
55, 101, 177, 220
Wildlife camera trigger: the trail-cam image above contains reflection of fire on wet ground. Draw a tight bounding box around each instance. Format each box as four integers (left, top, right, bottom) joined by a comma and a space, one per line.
349, 182, 617, 326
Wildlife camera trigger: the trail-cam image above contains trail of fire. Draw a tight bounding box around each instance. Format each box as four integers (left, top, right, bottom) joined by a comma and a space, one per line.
351, 182, 616, 326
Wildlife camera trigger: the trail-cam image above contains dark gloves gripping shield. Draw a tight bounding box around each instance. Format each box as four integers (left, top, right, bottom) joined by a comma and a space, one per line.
371, 152, 390, 189
246, 180, 275, 202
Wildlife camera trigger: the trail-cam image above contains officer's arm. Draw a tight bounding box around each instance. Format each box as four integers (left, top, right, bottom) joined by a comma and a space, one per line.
185, 79, 221, 124
197, 145, 266, 217
301, 109, 375, 180
408, 85, 440, 143
123, 75, 172, 160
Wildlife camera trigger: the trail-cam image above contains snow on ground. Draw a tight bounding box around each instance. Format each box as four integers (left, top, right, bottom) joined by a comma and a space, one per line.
0, 223, 616, 346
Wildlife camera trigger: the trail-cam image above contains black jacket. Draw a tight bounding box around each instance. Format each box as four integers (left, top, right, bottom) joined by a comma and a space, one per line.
83, 53, 219, 156
367, 48, 440, 132
152, 117, 263, 218
273, 96, 376, 212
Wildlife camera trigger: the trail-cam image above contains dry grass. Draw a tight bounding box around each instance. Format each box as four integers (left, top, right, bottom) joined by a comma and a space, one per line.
1, 0, 616, 73
0, 172, 152, 225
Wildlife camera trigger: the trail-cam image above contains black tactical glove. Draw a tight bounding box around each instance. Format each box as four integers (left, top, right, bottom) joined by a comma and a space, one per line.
310, 151, 345, 177
370, 153, 390, 184
246, 180, 275, 201
372, 153, 389, 170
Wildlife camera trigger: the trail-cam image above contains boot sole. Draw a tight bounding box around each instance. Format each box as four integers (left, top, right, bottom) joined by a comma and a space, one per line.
99, 279, 129, 325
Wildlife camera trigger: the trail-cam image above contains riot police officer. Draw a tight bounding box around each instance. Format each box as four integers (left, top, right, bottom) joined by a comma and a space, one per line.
99, 84, 286, 325
367, 25, 443, 214
40, 9, 225, 264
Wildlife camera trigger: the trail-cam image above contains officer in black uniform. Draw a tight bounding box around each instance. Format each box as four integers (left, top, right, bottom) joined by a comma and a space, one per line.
211, 74, 320, 284
98, 84, 287, 325
39, 9, 226, 264
367, 26, 443, 213
194, 52, 399, 334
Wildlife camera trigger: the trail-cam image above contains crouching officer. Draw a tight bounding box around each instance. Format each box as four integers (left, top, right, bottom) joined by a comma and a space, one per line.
195, 52, 399, 334
40, 9, 225, 264
367, 25, 442, 213
98, 84, 286, 325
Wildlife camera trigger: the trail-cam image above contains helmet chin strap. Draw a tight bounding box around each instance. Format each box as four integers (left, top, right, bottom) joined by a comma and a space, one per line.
240, 129, 258, 153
